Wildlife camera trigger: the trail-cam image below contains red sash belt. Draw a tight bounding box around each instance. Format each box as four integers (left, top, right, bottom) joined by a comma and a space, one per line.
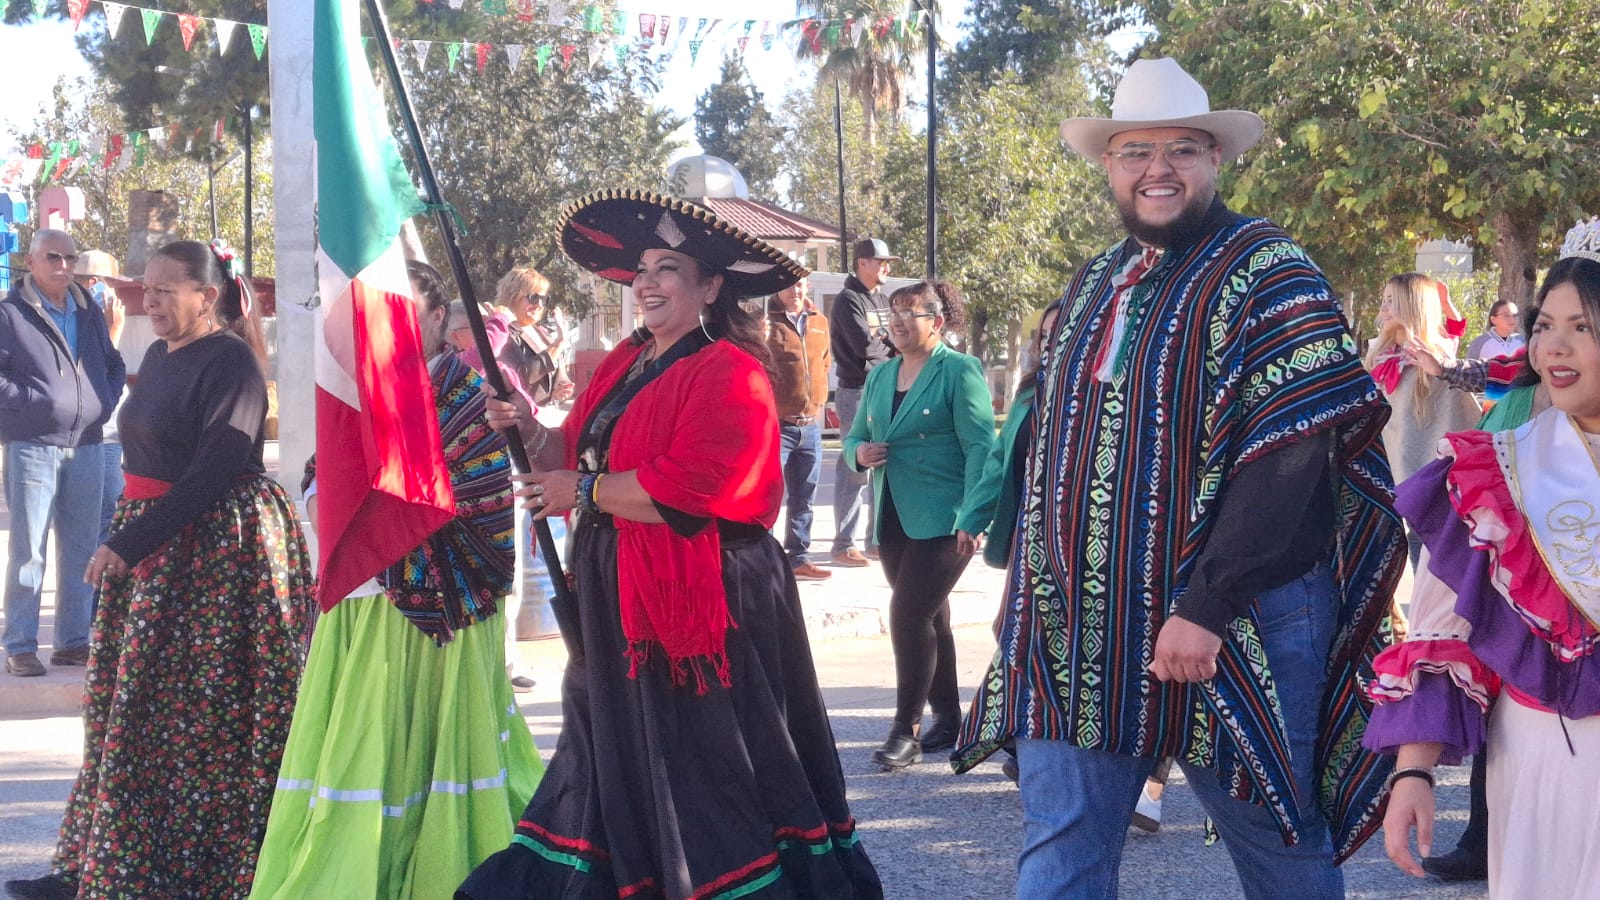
123, 474, 173, 500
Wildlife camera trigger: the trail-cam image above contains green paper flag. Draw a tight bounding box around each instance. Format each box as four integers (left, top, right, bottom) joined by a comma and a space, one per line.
583, 4, 602, 31
30, 0, 45, 17
482, 0, 506, 15
612, 10, 625, 34
141, 7, 161, 44
248, 23, 267, 59
535, 44, 552, 73
825, 22, 841, 48
688, 39, 702, 63
446, 41, 461, 71
0, 2, 10, 20
614, 44, 628, 65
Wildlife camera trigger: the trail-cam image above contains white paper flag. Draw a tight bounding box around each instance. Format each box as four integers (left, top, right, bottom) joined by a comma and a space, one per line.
504, 43, 524, 73
101, 2, 128, 37
214, 18, 240, 55
414, 39, 432, 68
547, 1, 568, 25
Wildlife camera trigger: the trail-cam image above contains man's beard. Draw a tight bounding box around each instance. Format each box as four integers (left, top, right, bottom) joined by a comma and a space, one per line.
1115, 188, 1216, 248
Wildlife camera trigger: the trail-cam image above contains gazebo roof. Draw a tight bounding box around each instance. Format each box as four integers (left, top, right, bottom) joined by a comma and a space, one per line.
698, 197, 843, 244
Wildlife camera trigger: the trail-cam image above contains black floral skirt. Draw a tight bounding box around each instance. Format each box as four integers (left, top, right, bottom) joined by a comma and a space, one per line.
51, 476, 315, 899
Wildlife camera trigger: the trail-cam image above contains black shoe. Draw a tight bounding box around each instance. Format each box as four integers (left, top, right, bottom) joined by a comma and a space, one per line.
1420, 847, 1488, 882
918, 714, 961, 753
1001, 755, 1019, 783
871, 731, 922, 769
5, 873, 77, 900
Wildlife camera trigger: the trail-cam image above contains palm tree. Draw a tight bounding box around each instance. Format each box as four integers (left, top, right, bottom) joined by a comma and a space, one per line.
793, 2, 931, 147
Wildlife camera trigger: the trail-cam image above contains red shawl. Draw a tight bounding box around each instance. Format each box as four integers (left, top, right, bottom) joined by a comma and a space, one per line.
564, 338, 782, 690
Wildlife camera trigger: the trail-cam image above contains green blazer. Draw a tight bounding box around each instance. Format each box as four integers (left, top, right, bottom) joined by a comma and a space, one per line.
956, 382, 1036, 569
844, 341, 996, 542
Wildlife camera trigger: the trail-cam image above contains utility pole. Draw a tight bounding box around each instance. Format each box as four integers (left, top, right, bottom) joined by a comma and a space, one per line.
834, 79, 849, 269
922, 1, 937, 278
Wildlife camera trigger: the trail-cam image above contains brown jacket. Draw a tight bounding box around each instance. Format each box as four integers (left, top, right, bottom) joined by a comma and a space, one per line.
766, 298, 831, 422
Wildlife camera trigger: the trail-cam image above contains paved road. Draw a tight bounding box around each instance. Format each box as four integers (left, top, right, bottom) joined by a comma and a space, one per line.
0, 445, 1488, 897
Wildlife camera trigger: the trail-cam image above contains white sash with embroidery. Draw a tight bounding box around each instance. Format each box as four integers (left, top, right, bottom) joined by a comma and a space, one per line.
1497, 410, 1600, 628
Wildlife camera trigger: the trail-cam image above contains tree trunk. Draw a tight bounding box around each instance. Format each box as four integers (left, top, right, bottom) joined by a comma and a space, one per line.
1490, 210, 1539, 308
969, 306, 989, 362
1004, 316, 1023, 407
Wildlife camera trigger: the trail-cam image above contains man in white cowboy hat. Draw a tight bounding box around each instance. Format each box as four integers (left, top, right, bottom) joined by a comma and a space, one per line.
950, 58, 1405, 898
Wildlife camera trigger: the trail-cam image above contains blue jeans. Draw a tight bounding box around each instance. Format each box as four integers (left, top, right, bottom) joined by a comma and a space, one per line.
1015, 563, 1341, 900
778, 422, 821, 566
3, 441, 103, 656
92, 441, 123, 618
830, 387, 875, 554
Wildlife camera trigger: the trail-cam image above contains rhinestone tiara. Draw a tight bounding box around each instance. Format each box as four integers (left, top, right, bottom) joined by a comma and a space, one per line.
1560, 216, 1600, 264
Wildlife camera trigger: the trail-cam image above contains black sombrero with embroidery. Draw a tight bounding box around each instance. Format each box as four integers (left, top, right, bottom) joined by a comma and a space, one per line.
557, 188, 809, 299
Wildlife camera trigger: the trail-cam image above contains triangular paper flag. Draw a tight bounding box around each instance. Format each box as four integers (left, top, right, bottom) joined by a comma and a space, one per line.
504, 43, 523, 73
247, 23, 267, 59
612, 10, 625, 34
446, 41, 461, 71
638, 13, 655, 41
515, 0, 534, 21
851, 18, 865, 44
100, 0, 126, 35
30, 0, 45, 17
178, 13, 201, 51
447, 0, 465, 8
584, 4, 602, 31
559, 44, 574, 69
67, 0, 89, 30
614, 44, 628, 66
214, 18, 239, 54
587, 38, 604, 69
482, 0, 507, 14
475, 42, 490, 72
658, 14, 672, 42
548, 1, 568, 25
535, 43, 552, 73
147, 127, 166, 151
760, 33, 773, 51
737, 36, 749, 52
694, 17, 707, 39
688, 39, 701, 63
413, 39, 432, 68
140, 7, 162, 44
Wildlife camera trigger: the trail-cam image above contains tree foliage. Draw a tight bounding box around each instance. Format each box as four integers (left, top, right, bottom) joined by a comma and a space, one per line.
393, 9, 683, 314
792, 2, 927, 149
947, 0, 1137, 91
8, 78, 275, 275
1139, 0, 1600, 313
882, 72, 1118, 363
65, 0, 272, 151
779, 80, 911, 250
693, 56, 787, 197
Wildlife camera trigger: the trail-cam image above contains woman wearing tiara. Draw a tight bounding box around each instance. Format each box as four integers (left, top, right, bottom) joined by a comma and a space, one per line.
1367, 220, 1600, 898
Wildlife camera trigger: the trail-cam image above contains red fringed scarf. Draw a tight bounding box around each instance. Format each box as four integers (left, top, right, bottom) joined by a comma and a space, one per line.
564, 339, 782, 692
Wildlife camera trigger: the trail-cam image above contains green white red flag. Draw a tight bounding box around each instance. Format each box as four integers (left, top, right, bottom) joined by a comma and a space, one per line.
312, 0, 453, 606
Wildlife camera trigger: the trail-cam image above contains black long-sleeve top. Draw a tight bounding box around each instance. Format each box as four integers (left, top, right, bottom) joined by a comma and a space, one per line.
107, 330, 267, 564
1173, 431, 1335, 636
828, 274, 893, 388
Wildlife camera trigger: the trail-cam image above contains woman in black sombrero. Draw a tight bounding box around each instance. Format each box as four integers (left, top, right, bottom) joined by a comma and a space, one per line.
458, 190, 882, 900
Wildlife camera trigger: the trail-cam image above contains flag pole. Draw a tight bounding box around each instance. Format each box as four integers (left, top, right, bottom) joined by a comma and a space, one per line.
360, 0, 573, 609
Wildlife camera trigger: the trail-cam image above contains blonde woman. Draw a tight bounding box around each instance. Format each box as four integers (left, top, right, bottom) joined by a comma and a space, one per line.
1364, 273, 1481, 565
494, 267, 573, 405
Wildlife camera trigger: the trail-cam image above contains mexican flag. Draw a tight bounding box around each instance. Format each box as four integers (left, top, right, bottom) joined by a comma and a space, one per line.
311, 0, 453, 607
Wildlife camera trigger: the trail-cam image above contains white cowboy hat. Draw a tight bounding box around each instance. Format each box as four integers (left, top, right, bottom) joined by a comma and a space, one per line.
1060, 57, 1265, 162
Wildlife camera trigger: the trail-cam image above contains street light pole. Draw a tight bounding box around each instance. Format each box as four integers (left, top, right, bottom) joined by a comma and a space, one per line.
206, 144, 218, 237
922, 0, 937, 278
241, 103, 254, 277
834, 79, 849, 269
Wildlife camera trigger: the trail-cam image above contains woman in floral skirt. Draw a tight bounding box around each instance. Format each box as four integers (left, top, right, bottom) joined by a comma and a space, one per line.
5, 239, 315, 900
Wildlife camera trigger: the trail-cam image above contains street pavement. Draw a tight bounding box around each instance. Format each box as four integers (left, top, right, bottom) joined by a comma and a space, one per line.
0, 443, 1488, 897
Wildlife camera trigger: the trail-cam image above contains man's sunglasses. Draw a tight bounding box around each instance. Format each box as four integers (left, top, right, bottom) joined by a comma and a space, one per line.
43, 251, 79, 264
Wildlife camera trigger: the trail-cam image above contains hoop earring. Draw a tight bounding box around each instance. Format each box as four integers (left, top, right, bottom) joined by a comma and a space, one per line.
698, 307, 714, 342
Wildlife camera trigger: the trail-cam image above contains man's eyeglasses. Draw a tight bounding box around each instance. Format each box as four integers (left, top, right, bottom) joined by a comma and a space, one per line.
1492, 311, 1518, 320
42, 251, 79, 265
1106, 139, 1215, 174
888, 309, 938, 322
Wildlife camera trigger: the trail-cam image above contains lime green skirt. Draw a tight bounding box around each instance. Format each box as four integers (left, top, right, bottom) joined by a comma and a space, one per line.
250, 596, 543, 899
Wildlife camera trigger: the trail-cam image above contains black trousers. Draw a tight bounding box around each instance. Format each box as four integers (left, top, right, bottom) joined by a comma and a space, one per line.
878, 490, 973, 727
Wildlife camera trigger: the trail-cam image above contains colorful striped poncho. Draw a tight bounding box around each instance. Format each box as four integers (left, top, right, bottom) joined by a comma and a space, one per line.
380, 353, 516, 644
953, 211, 1406, 862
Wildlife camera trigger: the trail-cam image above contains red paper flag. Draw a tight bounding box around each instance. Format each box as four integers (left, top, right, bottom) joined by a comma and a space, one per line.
103, 134, 124, 169
178, 13, 201, 51
559, 44, 574, 68
476, 42, 490, 72
67, 0, 90, 30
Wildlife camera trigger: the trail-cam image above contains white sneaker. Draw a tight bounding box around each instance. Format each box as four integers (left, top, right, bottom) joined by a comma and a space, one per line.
1131, 783, 1162, 833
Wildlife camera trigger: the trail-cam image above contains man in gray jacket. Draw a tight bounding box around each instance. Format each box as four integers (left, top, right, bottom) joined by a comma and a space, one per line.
0, 230, 126, 676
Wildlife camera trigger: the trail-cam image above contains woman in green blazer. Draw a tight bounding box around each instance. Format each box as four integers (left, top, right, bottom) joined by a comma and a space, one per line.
844, 280, 995, 768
